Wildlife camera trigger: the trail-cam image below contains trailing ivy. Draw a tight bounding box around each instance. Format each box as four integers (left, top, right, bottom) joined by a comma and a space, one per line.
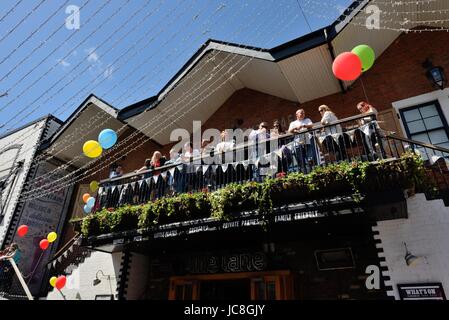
80, 152, 429, 238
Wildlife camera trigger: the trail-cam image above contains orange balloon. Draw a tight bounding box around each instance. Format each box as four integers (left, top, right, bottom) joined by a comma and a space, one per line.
82, 193, 90, 203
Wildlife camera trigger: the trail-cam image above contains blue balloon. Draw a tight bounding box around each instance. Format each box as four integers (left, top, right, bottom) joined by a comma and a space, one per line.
83, 204, 92, 214
98, 129, 117, 149
86, 197, 96, 208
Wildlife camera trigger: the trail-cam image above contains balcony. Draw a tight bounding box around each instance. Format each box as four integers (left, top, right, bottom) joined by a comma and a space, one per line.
79, 113, 449, 246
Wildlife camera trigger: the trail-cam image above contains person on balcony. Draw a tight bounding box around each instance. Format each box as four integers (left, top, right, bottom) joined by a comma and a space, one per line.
182, 142, 200, 162
288, 109, 317, 173
319, 105, 347, 162
136, 159, 152, 173
148, 151, 166, 199
357, 101, 378, 125
109, 164, 124, 179
249, 122, 271, 181
150, 151, 166, 169
181, 142, 201, 192
216, 130, 235, 154
356, 101, 385, 160
271, 120, 291, 173
164, 148, 183, 195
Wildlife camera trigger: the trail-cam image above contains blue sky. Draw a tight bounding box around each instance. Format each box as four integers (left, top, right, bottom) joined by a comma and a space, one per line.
0, 0, 352, 134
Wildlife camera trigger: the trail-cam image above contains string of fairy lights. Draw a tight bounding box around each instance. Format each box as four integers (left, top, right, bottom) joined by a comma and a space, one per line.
0, 0, 259, 170
9, 0, 449, 200
301, 0, 449, 32
0, 0, 228, 165
16, 0, 280, 190
2, 0, 448, 143
18, 0, 297, 201
0, 0, 448, 202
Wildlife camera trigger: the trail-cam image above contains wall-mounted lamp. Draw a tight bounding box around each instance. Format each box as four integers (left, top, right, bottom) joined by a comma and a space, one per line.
404, 242, 420, 267
93, 270, 111, 286
423, 59, 447, 90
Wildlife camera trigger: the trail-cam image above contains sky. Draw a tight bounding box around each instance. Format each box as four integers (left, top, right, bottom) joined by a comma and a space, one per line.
0, 0, 352, 135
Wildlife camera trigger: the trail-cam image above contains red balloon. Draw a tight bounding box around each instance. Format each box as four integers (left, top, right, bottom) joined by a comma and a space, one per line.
17, 225, 28, 237
55, 276, 67, 290
39, 239, 49, 250
332, 52, 362, 81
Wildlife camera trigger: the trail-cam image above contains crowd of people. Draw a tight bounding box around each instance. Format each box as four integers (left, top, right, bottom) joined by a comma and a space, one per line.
107, 101, 380, 180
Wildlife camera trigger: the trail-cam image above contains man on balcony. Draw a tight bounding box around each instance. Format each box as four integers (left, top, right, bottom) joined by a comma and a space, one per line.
288, 109, 317, 173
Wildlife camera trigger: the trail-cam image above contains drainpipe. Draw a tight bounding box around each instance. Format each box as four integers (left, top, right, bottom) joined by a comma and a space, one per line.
325, 28, 346, 94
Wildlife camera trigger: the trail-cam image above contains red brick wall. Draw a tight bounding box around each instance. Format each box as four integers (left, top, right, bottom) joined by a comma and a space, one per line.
95, 31, 449, 178
203, 31, 449, 134
299, 31, 449, 121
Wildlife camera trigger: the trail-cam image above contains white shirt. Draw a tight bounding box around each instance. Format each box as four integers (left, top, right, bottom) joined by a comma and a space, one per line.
361, 106, 378, 125
248, 129, 269, 143
288, 118, 313, 144
288, 118, 313, 132
321, 111, 342, 135
183, 149, 200, 159
215, 141, 235, 153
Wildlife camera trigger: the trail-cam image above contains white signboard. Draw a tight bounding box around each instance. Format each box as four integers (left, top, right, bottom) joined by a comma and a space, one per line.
11, 161, 73, 296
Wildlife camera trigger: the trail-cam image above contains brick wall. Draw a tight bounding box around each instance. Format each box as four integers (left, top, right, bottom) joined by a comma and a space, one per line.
104, 31, 449, 176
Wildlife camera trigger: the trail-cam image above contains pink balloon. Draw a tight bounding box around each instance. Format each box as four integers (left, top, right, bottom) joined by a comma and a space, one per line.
55, 276, 67, 290
17, 225, 28, 237
332, 52, 362, 81
39, 239, 49, 250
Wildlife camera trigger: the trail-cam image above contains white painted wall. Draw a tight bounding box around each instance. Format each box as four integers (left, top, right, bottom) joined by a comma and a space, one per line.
0, 119, 46, 245
373, 193, 449, 300
46, 251, 123, 300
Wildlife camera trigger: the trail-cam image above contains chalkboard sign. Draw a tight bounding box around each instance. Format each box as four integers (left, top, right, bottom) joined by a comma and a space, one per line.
398, 283, 446, 300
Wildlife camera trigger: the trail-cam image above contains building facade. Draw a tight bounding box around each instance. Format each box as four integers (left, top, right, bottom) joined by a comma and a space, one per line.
40, 1, 449, 300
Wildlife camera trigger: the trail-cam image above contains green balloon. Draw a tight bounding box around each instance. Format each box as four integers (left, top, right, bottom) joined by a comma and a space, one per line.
352, 45, 375, 72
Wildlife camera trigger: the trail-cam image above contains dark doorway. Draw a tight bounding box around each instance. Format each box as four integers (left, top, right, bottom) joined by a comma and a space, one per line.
200, 279, 251, 300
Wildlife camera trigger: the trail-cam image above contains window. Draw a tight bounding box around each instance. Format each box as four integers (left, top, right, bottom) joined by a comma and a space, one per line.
400, 101, 449, 150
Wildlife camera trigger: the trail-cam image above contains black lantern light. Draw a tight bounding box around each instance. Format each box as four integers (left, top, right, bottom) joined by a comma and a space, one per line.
423, 59, 447, 90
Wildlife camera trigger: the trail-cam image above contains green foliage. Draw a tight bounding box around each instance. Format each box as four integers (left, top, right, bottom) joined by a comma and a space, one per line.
79, 152, 426, 238
211, 182, 261, 220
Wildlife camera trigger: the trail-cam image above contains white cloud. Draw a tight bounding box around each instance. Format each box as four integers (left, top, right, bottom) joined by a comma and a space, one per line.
57, 58, 71, 69
103, 64, 114, 79
85, 47, 100, 63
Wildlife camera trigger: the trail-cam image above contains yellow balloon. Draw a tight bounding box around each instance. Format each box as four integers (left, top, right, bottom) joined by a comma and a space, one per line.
47, 232, 57, 243
49, 276, 57, 287
90, 180, 99, 193
83, 140, 102, 158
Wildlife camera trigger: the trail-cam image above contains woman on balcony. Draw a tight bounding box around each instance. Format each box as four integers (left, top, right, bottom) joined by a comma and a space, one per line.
356, 101, 385, 160
271, 120, 291, 173
149, 151, 166, 200
319, 105, 347, 162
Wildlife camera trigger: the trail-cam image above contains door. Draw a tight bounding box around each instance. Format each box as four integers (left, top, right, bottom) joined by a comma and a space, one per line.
169, 271, 293, 300
168, 280, 199, 300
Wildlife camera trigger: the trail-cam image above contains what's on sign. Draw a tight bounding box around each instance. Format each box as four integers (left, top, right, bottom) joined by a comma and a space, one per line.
398, 283, 446, 300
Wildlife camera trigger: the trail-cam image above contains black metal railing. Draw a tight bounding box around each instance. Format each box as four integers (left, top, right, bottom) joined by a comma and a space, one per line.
95, 112, 449, 210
